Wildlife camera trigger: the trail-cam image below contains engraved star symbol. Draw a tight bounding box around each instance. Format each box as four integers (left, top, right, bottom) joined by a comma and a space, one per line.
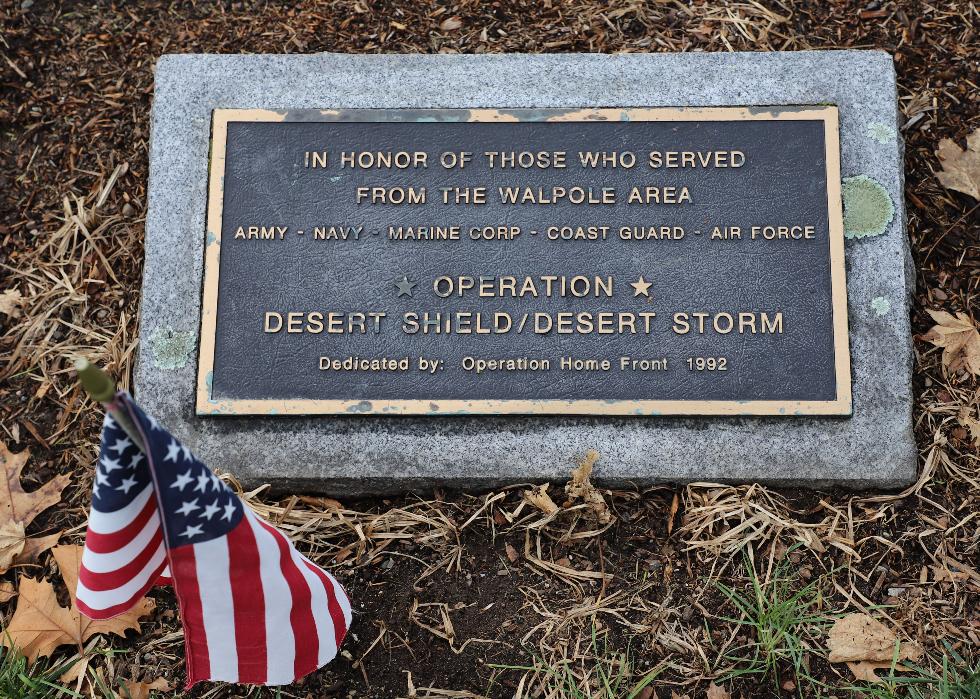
116, 476, 139, 494
176, 499, 200, 516
164, 439, 182, 462
394, 275, 417, 297
181, 444, 193, 462
171, 470, 194, 491
200, 501, 221, 520
180, 524, 204, 538
130, 453, 145, 469
221, 501, 237, 522
95, 470, 110, 487
104, 414, 117, 430
630, 276, 653, 298
110, 437, 132, 454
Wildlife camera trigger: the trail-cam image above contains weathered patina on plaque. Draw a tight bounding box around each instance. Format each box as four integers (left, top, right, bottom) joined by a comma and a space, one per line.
198, 107, 850, 416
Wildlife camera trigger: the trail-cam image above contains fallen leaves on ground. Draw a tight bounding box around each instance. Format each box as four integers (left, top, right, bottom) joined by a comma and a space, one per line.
827, 613, 923, 683
0, 580, 17, 602
117, 677, 173, 699
1, 545, 154, 662
0, 288, 23, 318
0, 441, 67, 573
0, 520, 27, 570
957, 406, 980, 446
931, 564, 970, 583
523, 483, 559, 515
564, 449, 612, 524
922, 310, 980, 377
936, 127, 980, 199
705, 682, 731, 699
439, 16, 463, 31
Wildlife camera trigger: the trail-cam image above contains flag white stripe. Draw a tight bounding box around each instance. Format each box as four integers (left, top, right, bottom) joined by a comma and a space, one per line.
193, 536, 239, 682
76, 544, 166, 610
81, 515, 160, 572
330, 570, 353, 630
292, 549, 337, 666
87, 485, 153, 533
300, 553, 352, 641
245, 510, 296, 685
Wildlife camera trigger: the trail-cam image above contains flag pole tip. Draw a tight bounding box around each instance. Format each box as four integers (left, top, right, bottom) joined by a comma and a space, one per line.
74, 357, 116, 403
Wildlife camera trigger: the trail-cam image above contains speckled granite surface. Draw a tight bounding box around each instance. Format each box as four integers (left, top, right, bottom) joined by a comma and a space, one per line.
137, 52, 915, 493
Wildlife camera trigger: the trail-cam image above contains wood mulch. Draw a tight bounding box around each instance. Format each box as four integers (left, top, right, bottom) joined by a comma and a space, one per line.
1, 1, 977, 697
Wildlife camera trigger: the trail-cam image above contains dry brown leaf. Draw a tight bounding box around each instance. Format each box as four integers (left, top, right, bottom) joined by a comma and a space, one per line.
3, 576, 86, 662
706, 682, 731, 699
827, 614, 922, 683
504, 542, 519, 563
846, 659, 917, 683
297, 495, 343, 510
0, 442, 69, 574
118, 677, 173, 699
0, 520, 27, 571
931, 565, 969, 583
0, 288, 23, 318
59, 655, 90, 684
523, 484, 558, 515
439, 16, 463, 31
957, 407, 980, 446
1, 545, 154, 662
0, 580, 17, 603
14, 530, 61, 566
565, 450, 612, 524
0, 441, 70, 534
936, 128, 980, 199
0, 524, 60, 574
334, 543, 355, 563
922, 310, 980, 377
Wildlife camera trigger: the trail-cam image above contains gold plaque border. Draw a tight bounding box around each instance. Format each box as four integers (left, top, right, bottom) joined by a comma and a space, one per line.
197, 107, 851, 417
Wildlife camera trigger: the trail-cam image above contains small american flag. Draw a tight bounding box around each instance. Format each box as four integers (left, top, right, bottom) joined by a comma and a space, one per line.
77, 392, 351, 687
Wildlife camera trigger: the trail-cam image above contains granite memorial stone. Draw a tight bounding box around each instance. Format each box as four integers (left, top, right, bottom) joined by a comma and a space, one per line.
138, 52, 916, 492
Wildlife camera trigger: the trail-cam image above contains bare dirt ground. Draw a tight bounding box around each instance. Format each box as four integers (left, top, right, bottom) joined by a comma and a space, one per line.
1, 1, 978, 698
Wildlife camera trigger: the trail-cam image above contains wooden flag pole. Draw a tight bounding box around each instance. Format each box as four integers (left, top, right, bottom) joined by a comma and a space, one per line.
74, 358, 147, 454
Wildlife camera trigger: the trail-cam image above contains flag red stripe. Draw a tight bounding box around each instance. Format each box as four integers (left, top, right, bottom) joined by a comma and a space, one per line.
170, 545, 211, 688
227, 516, 268, 684
304, 560, 349, 649
74, 557, 166, 620
78, 531, 163, 591
259, 520, 319, 678
83, 496, 157, 553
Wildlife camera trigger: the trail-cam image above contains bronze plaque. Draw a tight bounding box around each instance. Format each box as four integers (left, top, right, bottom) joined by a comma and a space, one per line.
198, 108, 849, 416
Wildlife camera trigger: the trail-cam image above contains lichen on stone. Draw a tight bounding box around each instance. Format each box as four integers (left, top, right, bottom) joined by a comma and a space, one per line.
870, 296, 891, 316
150, 327, 195, 370
866, 121, 896, 144
842, 175, 894, 239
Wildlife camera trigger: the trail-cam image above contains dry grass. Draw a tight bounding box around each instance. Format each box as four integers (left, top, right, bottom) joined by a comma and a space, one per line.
1, 156, 977, 699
